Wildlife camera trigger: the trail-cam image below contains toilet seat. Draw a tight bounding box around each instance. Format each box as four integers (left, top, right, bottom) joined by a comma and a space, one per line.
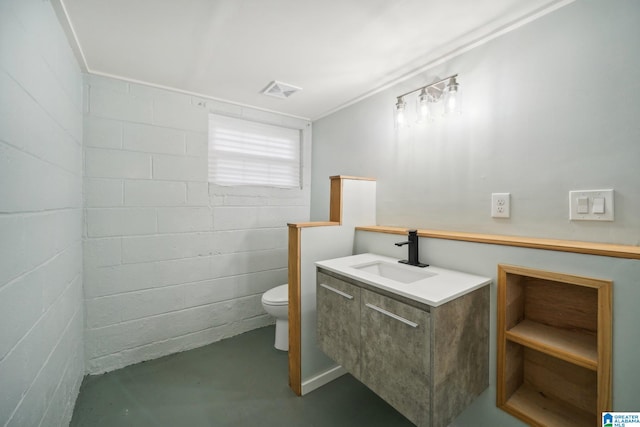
262, 284, 288, 306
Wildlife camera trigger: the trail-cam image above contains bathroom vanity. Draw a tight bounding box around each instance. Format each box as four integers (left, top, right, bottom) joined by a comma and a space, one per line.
315, 253, 491, 427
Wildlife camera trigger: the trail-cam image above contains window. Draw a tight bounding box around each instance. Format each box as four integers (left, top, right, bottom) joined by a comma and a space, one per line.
208, 114, 301, 188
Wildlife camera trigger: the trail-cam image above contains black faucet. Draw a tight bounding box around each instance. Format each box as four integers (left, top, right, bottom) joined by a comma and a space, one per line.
395, 230, 428, 268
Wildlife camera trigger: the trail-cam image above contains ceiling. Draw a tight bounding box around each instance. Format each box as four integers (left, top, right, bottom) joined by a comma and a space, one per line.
57, 0, 570, 120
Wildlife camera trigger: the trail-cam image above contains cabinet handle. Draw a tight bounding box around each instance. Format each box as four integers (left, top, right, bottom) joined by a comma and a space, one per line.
365, 303, 418, 328
319, 283, 354, 300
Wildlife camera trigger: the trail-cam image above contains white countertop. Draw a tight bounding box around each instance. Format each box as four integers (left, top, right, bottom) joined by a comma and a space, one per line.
316, 253, 491, 307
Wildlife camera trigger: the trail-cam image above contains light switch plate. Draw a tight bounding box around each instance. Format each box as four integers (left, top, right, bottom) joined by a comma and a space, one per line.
569, 189, 614, 221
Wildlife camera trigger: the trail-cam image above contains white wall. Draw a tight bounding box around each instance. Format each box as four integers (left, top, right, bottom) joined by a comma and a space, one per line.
299, 226, 354, 393
309, 1, 640, 422
300, 178, 376, 394
355, 230, 640, 424
311, 1, 640, 246
0, 0, 84, 425
83, 75, 311, 373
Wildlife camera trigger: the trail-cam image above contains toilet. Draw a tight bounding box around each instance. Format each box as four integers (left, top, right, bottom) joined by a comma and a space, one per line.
261, 284, 289, 351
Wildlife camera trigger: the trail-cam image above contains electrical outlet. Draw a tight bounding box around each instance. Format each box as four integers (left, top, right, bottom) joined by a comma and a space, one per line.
491, 193, 510, 218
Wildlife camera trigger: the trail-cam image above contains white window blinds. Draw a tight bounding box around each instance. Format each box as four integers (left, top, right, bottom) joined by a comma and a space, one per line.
208, 114, 301, 188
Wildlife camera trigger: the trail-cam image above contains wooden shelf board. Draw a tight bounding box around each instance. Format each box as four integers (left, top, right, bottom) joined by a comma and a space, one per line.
288, 221, 340, 228
504, 383, 596, 427
506, 320, 597, 371
329, 175, 376, 181
356, 225, 640, 259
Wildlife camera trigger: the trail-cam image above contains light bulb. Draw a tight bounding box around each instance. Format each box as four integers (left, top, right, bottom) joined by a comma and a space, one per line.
443, 76, 461, 116
394, 97, 407, 128
447, 94, 457, 112
416, 88, 430, 123
396, 110, 405, 126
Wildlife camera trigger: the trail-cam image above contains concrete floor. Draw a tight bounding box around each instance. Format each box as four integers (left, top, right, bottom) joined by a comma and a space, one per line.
71, 326, 414, 426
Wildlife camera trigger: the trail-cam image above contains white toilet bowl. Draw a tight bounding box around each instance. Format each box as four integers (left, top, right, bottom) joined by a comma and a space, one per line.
261, 284, 289, 351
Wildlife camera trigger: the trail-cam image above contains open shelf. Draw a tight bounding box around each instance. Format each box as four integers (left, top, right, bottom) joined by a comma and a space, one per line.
506, 319, 597, 370
497, 264, 612, 427
506, 383, 596, 427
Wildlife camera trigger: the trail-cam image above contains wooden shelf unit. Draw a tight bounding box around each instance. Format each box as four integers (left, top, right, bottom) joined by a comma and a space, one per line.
497, 264, 612, 427
506, 320, 598, 370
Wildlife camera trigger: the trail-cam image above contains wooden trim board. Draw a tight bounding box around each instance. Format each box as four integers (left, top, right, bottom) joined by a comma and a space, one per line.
329, 175, 377, 181
288, 221, 339, 228
597, 280, 613, 413
287, 175, 375, 395
288, 226, 302, 395
329, 176, 342, 223
287, 221, 341, 396
356, 225, 640, 260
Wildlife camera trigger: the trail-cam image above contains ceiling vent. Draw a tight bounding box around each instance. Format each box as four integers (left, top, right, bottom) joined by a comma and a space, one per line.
261, 81, 302, 99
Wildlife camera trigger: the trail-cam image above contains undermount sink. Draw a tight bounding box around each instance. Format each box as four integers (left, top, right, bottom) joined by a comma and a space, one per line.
352, 260, 436, 284
316, 253, 492, 307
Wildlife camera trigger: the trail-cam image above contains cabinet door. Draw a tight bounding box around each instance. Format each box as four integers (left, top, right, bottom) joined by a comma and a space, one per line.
361, 289, 431, 427
316, 272, 361, 377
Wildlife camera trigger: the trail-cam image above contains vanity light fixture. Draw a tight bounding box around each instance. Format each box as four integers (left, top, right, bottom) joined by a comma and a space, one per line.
394, 74, 461, 126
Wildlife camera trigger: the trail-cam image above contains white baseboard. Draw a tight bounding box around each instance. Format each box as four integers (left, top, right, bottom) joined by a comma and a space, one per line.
301, 364, 347, 395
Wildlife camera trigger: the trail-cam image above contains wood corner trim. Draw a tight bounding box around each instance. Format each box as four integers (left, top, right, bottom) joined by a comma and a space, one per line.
329, 176, 342, 223
288, 226, 302, 396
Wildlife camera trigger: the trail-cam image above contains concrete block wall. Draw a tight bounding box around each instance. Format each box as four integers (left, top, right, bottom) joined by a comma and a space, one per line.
83, 74, 312, 373
0, 0, 84, 425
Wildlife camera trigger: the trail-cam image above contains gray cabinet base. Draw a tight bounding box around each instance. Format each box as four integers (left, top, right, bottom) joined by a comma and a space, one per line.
317, 268, 489, 427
